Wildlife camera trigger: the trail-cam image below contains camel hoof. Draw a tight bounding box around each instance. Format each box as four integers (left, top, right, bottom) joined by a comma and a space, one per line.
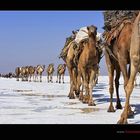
75, 91, 80, 98
117, 118, 128, 124
79, 96, 83, 101
116, 103, 122, 109
82, 95, 89, 104
107, 105, 115, 112
63, 82, 64, 84
82, 99, 88, 104
88, 102, 96, 106
69, 94, 75, 99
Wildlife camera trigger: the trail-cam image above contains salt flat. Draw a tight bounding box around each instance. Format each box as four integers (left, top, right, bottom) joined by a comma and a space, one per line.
0, 76, 140, 124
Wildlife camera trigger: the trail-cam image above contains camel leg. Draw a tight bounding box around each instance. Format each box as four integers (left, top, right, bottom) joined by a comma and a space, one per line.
117, 71, 136, 124
35, 75, 38, 82
107, 67, 115, 112
17, 77, 19, 81
33, 75, 35, 82
21, 75, 24, 81
62, 73, 64, 83
79, 77, 84, 100
40, 74, 42, 82
51, 74, 53, 83
72, 69, 79, 97
88, 69, 96, 106
67, 67, 75, 99
107, 66, 115, 112
59, 74, 61, 83
81, 68, 89, 104
50, 74, 51, 83
29, 75, 31, 82
118, 61, 129, 89
115, 67, 122, 109
56, 73, 58, 83
117, 56, 139, 124
47, 74, 49, 83
26, 75, 28, 81
77, 72, 83, 100
105, 51, 115, 112
16, 75, 19, 81
31, 74, 33, 82
32, 74, 34, 82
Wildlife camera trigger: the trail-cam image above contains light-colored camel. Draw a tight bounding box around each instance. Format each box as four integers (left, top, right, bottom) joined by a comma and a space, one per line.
35, 65, 45, 82
28, 66, 36, 82
117, 12, 140, 124
20, 66, 29, 81
56, 64, 67, 83
47, 64, 54, 83
77, 25, 99, 106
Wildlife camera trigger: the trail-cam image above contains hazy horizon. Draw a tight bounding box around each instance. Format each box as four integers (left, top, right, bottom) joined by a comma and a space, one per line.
0, 11, 108, 76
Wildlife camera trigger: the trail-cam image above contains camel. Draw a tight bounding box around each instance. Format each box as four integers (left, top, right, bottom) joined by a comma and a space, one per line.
117, 12, 140, 124
20, 66, 29, 81
56, 64, 67, 83
28, 66, 36, 82
60, 29, 104, 99
77, 25, 99, 106
15, 67, 21, 81
47, 64, 54, 83
103, 16, 139, 114
35, 65, 45, 82
59, 30, 80, 98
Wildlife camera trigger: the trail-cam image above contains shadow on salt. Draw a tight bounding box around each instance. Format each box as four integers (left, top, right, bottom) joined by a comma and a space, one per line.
32, 105, 102, 114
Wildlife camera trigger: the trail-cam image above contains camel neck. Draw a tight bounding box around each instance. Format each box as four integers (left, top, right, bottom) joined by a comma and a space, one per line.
88, 34, 96, 47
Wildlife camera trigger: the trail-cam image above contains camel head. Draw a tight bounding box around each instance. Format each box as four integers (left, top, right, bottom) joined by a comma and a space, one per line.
63, 63, 67, 68
87, 25, 97, 38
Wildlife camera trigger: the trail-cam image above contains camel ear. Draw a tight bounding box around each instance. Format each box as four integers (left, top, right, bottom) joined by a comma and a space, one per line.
72, 31, 75, 34
87, 26, 89, 30
95, 27, 97, 31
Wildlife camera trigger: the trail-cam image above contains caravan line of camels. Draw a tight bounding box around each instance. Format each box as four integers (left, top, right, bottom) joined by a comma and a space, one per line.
13, 11, 140, 124
59, 12, 140, 124
15, 64, 66, 83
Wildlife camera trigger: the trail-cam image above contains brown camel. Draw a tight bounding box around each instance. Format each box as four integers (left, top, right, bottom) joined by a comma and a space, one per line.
117, 12, 140, 124
56, 64, 67, 83
35, 65, 45, 82
77, 25, 99, 106
15, 67, 21, 81
103, 16, 139, 114
47, 64, 54, 83
59, 30, 80, 98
